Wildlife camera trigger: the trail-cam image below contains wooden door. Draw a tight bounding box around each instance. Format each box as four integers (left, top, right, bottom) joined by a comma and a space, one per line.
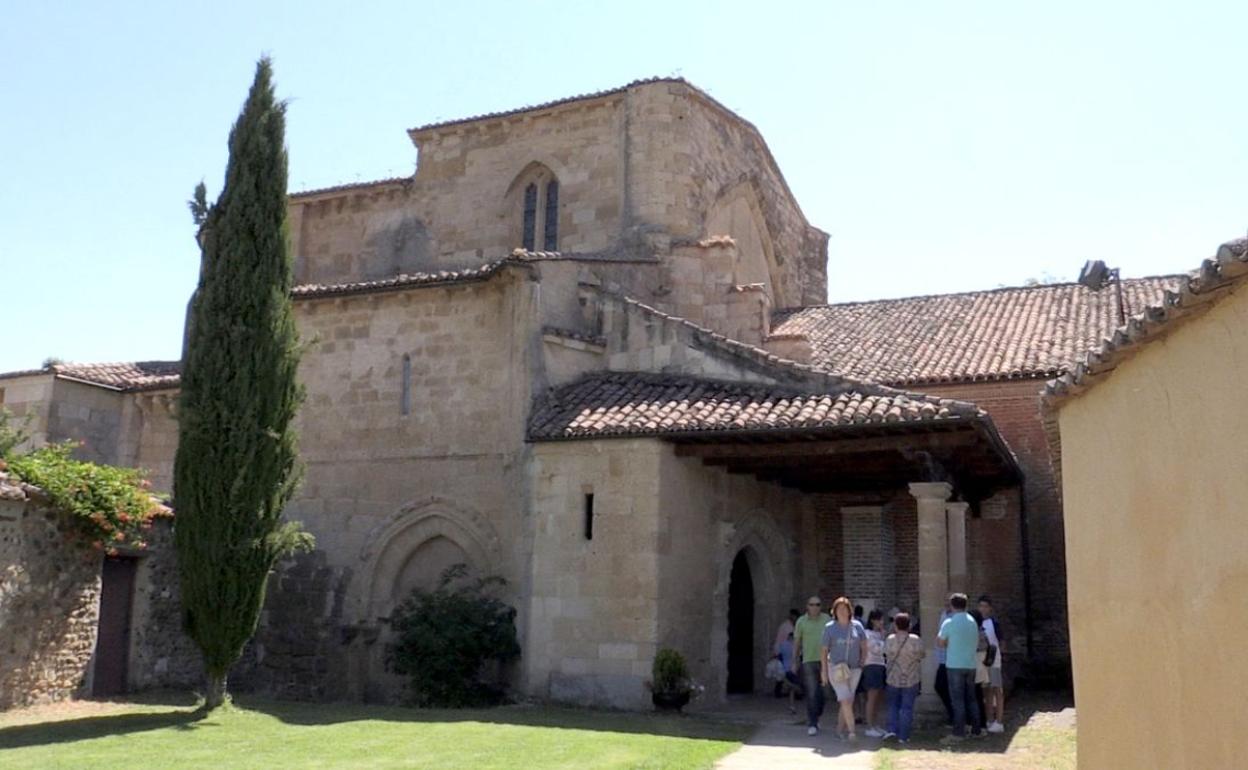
93, 556, 137, 697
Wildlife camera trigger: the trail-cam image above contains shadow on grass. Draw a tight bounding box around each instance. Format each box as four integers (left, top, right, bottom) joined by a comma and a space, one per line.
0, 707, 206, 750
239, 697, 750, 741
880, 690, 1074, 757
0, 691, 749, 751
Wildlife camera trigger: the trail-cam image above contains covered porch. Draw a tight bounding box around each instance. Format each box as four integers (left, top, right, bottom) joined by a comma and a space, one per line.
526, 371, 1022, 709
665, 417, 1021, 708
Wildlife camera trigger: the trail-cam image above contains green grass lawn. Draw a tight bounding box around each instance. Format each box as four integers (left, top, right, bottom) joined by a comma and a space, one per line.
0, 696, 749, 770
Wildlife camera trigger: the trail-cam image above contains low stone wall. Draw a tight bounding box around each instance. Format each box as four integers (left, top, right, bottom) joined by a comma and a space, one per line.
128, 520, 203, 692
0, 474, 200, 710
0, 477, 102, 709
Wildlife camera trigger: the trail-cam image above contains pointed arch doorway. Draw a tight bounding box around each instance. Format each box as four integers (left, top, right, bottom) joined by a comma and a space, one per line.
726, 549, 755, 694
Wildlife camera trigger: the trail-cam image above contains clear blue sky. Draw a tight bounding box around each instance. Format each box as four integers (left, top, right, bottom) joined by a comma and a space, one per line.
2, 1, 1244, 372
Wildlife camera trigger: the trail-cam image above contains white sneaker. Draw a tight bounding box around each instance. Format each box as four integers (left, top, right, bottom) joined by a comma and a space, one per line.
864, 727, 885, 738
988, 721, 1005, 733
807, 726, 818, 736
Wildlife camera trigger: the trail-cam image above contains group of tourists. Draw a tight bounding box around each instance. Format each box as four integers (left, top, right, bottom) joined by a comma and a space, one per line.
769, 592, 1006, 745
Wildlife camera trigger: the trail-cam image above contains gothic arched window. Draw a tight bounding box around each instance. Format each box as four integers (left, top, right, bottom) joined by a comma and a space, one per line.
509, 163, 559, 252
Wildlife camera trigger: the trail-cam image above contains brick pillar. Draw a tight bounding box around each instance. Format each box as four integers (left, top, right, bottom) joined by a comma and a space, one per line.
946, 501, 969, 594
910, 481, 952, 716
841, 505, 895, 612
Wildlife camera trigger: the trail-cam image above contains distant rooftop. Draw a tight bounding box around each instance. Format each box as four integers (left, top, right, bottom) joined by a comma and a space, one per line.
773, 276, 1187, 386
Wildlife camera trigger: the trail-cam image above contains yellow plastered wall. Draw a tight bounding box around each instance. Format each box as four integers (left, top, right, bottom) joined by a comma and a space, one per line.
1057, 285, 1248, 770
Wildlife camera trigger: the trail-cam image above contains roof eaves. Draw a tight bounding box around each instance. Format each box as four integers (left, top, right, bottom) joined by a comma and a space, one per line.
1044, 237, 1248, 405
528, 413, 980, 444
0, 367, 51, 382
290, 258, 535, 301
289, 176, 411, 201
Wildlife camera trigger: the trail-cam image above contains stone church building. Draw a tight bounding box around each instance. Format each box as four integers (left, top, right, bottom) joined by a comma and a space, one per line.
0, 78, 1185, 708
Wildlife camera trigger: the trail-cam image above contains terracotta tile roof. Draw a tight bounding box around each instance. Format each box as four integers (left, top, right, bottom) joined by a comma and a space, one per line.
528, 371, 979, 441
289, 176, 410, 200
52, 361, 182, 391
0, 361, 183, 391
772, 277, 1186, 386
1046, 236, 1248, 401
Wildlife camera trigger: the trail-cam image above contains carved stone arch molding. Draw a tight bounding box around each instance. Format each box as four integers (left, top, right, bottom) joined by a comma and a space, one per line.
502, 158, 571, 201
704, 181, 785, 305
357, 496, 502, 620
708, 511, 796, 700
715, 513, 796, 613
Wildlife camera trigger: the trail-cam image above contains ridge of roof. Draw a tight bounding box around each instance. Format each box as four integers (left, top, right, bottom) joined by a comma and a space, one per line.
407, 77, 686, 135
1045, 236, 1248, 403
777, 274, 1188, 315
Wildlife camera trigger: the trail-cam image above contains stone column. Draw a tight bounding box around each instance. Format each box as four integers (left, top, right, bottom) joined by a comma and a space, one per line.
910, 481, 952, 716
946, 501, 969, 595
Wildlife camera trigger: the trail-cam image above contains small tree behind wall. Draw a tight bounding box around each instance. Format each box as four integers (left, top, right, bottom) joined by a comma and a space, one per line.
174, 57, 312, 709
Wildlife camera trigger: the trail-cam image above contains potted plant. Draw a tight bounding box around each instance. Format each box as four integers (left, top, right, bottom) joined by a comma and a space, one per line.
647, 649, 698, 712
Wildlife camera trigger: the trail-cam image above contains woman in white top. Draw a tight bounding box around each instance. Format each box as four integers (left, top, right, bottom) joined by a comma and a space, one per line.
861, 609, 888, 737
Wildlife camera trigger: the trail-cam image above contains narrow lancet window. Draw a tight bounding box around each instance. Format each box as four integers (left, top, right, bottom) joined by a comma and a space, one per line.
583, 493, 594, 540
543, 179, 559, 251
400, 354, 412, 416
522, 183, 538, 252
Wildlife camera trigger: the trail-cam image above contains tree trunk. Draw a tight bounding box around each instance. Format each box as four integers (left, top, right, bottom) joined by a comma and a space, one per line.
204, 671, 228, 709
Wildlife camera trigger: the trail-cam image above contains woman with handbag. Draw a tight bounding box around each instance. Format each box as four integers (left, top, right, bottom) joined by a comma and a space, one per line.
882, 612, 925, 744
820, 596, 868, 741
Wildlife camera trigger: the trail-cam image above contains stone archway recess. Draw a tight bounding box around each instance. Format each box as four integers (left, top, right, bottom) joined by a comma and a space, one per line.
357, 496, 502, 622
708, 515, 795, 701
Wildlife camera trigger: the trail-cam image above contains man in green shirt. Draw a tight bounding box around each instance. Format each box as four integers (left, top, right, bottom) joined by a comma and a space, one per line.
792, 596, 832, 735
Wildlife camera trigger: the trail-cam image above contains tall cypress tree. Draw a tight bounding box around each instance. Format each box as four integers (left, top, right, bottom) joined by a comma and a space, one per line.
174, 57, 312, 709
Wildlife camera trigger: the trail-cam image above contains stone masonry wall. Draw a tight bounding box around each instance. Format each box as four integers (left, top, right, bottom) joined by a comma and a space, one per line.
0, 479, 101, 709
292, 80, 827, 315
254, 270, 541, 703
46, 379, 125, 467
0, 373, 55, 450
126, 519, 202, 692
524, 439, 664, 709
524, 437, 810, 709
117, 392, 179, 496
657, 449, 805, 706
629, 82, 829, 308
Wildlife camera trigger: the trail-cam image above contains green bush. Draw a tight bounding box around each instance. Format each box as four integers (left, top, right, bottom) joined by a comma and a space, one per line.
651, 648, 691, 694
388, 564, 520, 707
6, 442, 170, 553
